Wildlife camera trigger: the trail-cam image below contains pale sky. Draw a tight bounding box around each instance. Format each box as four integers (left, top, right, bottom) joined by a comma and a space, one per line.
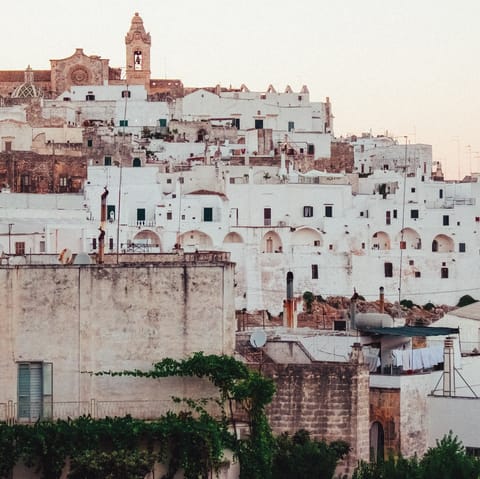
3, 0, 480, 179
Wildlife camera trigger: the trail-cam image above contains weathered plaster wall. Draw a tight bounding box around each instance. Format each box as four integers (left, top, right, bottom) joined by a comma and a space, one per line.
0, 261, 235, 409
370, 387, 401, 457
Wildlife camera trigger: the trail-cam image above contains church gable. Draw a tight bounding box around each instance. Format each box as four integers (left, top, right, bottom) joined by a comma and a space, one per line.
50, 48, 110, 95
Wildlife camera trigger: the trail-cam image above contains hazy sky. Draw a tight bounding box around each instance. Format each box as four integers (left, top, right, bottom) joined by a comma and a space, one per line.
3, 0, 479, 179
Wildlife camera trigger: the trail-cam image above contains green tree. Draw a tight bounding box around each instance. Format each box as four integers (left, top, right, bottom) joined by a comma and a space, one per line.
420, 432, 480, 479
272, 429, 349, 479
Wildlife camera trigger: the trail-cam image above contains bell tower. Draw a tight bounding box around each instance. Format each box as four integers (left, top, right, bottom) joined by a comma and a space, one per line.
125, 12, 151, 87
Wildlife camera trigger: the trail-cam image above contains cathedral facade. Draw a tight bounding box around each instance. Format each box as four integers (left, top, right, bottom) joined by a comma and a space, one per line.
0, 13, 182, 100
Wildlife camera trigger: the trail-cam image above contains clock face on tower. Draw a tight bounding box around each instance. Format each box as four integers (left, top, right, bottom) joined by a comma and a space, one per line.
134, 51, 142, 70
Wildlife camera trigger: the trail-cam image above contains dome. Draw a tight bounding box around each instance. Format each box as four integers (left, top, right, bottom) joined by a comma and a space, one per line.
11, 82, 43, 98
11, 66, 43, 98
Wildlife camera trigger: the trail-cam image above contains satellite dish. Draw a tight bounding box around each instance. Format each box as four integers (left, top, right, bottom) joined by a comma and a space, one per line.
73, 252, 92, 265
250, 330, 267, 348
58, 248, 73, 265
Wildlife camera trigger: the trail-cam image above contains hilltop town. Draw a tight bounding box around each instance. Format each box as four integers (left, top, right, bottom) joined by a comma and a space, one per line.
1, 12, 480, 479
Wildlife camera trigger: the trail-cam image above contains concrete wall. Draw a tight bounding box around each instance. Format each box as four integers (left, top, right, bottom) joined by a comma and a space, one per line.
428, 396, 480, 449
0, 259, 235, 413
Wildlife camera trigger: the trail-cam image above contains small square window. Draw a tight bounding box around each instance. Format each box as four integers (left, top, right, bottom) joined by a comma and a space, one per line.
104, 156, 112, 166
411, 209, 419, 219
411, 187, 416, 193
303, 206, 314, 217
15, 242, 25, 256
203, 207, 213, 222
409, 260, 414, 266
415, 271, 421, 278
166, 179, 172, 184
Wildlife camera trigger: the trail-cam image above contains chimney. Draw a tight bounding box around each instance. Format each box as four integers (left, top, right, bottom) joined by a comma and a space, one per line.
443, 337, 456, 397
379, 286, 385, 314
98, 187, 108, 264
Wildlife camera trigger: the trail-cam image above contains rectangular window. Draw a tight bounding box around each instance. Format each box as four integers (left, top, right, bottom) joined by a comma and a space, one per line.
5, 141, 12, 151
59, 176, 68, 187
384, 262, 393, 277
87, 139, 93, 147
393, 209, 397, 219
85, 94, 95, 101
18, 362, 52, 421
104, 156, 112, 166
232, 118, 240, 129
439, 189, 444, 199
119, 119, 128, 127
137, 208, 146, 222
264, 208, 271, 226
203, 207, 213, 222
109, 238, 114, 250
107, 205, 115, 221
166, 212, 173, 220
415, 271, 421, 278
325, 205, 333, 217
314, 240, 321, 247
92, 238, 97, 250
443, 215, 449, 226
303, 206, 314, 217
121, 90, 131, 98
411, 187, 416, 193
459, 242, 466, 253
411, 209, 419, 219
254, 119, 264, 129
15, 242, 25, 256
386, 211, 391, 225
311, 264, 319, 279
39, 241, 45, 253
441, 267, 449, 279
158, 118, 167, 127
288, 121, 295, 132
307, 144, 315, 155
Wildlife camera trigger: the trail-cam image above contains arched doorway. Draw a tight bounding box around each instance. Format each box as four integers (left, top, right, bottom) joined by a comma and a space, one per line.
132, 229, 161, 252
370, 421, 385, 462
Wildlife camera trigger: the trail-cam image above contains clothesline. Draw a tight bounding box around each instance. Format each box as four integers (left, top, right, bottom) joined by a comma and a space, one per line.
391, 345, 444, 371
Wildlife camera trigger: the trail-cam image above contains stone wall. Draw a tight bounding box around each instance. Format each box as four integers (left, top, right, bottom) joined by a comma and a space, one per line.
0, 151, 87, 193
263, 354, 370, 475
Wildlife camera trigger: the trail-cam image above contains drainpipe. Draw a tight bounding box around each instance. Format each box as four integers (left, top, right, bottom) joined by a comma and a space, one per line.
98, 187, 108, 264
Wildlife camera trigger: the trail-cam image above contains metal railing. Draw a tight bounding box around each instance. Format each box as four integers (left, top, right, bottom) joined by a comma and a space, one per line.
1, 398, 222, 424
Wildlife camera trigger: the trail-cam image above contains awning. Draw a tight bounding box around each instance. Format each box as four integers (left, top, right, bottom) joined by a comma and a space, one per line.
359, 326, 459, 337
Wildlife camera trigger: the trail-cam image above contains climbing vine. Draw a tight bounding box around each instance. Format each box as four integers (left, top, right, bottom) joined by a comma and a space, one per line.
0, 353, 276, 479
96, 352, 277, 479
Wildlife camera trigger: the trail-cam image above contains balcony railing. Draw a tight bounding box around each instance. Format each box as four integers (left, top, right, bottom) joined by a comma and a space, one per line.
0, 398, 222, 424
